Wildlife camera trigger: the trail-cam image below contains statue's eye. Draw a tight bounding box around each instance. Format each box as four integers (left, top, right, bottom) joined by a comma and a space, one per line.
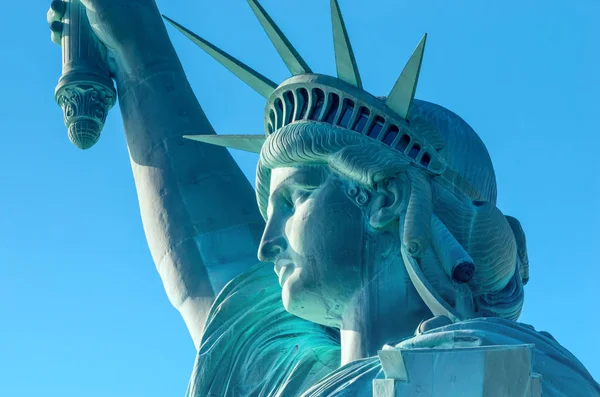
291, 189, 313, 207
278, 191, 298, 212
280, 195, 294, 212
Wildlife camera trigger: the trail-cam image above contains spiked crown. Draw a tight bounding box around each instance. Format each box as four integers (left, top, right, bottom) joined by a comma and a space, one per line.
163, 0, 456, 178
163, 1, 528, 323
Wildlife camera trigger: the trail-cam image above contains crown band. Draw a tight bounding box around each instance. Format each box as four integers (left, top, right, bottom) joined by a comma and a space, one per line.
265, 74, 446, 176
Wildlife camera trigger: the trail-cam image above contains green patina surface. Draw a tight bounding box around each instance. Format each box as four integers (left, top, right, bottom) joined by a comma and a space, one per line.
49, 0, 599, 395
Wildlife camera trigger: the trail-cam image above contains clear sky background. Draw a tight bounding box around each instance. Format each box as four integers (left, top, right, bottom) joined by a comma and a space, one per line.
0, 0, 598, 395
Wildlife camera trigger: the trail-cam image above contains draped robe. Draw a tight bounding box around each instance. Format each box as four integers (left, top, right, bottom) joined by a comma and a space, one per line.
185, 263, 599, 397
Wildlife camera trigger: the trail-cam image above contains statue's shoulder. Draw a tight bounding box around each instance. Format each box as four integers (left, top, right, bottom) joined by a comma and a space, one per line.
185, 263, 340, 397
392, 318, 599, 396
301, 318, 600, 397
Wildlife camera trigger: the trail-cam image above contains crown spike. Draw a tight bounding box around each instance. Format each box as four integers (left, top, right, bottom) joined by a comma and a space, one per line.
183, 134, 266, 154
247, 0, 312, 75
163, 15, 277, 99
330, 0, 362, 88
386, 34, 427, 119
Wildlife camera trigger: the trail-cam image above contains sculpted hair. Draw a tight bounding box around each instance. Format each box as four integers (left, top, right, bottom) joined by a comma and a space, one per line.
257, 120, 527, 321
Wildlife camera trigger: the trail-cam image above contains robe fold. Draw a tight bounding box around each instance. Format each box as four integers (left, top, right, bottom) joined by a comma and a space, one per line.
186, 263, 599, 397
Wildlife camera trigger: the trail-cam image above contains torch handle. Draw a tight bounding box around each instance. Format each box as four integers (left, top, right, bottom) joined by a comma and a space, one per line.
55, 0, 116, 150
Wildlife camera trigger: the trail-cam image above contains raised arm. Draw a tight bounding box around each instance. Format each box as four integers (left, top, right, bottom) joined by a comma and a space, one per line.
49, 0, 265, 347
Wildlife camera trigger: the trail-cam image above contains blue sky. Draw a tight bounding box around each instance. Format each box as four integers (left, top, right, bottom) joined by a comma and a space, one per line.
0, 0, 598, 395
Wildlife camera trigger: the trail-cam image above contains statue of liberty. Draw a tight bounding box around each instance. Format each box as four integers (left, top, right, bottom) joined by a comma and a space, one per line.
47, 0, 599, 395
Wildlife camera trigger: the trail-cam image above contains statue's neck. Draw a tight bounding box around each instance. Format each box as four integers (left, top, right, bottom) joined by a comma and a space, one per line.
339, 298, 419, 367
338, 253, 431, 367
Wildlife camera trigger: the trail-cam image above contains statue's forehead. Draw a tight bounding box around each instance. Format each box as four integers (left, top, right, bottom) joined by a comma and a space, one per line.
269, 166, 330, 196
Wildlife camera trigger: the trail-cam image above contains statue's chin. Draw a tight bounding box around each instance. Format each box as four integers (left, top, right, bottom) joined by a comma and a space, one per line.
281, 280, 341, 328
280, 279, 304, 316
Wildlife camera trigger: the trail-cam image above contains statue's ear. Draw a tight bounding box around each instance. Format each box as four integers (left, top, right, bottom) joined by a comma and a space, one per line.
369, 177, 409, 229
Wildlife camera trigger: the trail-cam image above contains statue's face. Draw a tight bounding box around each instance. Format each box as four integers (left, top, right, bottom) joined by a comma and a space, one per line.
258, 165, 367, 326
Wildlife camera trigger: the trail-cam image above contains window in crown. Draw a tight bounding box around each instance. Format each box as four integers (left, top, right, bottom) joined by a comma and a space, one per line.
267, 122, 274, 134
324, 93, 340, 124
308, 89, 325, 120
420, 153, 431, 167
284, 91, 295, 125
339, 99, 355, 128
367, 116, 385, 139
408, 144, 421, 159
396, 134, 411, 152
352, 107, 370, 133
382, 124, 399, 144
274, 98, 284, 129
269, 109, 276, 130
297, 88, 309, 120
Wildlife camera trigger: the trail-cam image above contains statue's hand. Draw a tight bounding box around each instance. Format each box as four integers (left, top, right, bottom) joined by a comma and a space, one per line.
48, 0, 265, 348
47, 0, 159, 69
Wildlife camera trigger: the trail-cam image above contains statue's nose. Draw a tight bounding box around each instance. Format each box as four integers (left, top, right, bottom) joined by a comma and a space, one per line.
258, 235, 288, 263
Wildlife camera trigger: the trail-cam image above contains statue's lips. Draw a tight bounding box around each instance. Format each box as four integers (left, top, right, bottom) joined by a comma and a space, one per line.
275, 259, 295, 287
